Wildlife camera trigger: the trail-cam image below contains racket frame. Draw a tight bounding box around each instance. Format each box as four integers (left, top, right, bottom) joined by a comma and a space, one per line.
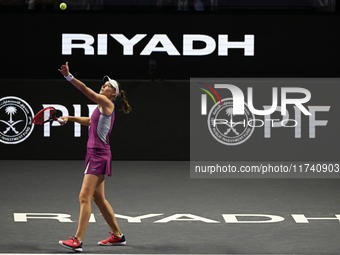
32, 107, 59, 125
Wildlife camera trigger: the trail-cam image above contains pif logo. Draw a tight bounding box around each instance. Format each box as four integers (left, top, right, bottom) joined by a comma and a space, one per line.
0, 96, 35, 144
197, 81, 330, 146
207, 98, 255, 146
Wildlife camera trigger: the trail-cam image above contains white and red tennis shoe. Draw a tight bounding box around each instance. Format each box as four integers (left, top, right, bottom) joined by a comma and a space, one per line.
98, 232, 126, 245
59, 235, 83, 252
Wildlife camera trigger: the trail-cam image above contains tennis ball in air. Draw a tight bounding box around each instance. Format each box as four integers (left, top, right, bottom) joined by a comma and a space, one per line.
60, 2, 67, 10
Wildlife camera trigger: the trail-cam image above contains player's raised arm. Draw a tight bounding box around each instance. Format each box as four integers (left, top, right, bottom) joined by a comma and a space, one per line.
58, 62, 113, 110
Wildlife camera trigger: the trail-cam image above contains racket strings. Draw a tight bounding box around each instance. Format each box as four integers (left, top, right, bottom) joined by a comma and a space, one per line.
32, 107, 57, 125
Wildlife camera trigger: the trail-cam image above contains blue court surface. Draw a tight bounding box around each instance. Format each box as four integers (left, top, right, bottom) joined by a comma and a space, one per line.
1, 160, 340, 254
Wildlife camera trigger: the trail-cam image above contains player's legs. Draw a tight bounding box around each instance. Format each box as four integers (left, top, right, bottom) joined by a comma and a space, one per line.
92, 179, 122, 236
75, 174, 105, 241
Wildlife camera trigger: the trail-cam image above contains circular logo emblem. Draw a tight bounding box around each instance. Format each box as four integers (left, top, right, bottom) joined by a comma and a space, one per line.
207, 98, 255, 146
0, 96, 35, 144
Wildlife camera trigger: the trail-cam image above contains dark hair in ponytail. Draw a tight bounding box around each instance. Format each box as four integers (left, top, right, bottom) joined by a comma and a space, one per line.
119, 89, 131, 114
113, 82, 131, 114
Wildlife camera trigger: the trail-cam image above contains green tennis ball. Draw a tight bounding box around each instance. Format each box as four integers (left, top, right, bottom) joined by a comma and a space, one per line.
60, 2, 67, 10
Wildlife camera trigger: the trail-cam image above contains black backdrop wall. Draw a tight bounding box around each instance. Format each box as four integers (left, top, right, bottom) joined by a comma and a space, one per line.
0, 80, 189, 160
0, 12, 340, 80
0, 12, 339, 160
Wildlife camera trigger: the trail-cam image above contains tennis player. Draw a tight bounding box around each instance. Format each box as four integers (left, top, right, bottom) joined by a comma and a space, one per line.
58, 62, 131, 252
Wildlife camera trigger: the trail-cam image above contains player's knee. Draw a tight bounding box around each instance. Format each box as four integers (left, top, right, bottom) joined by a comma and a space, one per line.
79, 192, 91, 204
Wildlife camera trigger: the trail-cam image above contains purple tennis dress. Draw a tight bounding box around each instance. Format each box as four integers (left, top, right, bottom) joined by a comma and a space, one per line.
84, 104, 115, 176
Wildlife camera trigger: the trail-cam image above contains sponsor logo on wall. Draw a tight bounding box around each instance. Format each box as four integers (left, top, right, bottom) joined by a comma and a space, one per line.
61, 34, 255, 56
0, 97, 35, 144
195, 81, 329, 146
0, 96, 96, 144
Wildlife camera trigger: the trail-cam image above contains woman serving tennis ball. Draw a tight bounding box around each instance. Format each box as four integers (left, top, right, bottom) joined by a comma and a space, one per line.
58, 62, 131, 252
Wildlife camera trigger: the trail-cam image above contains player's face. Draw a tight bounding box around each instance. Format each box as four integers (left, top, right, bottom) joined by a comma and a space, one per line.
100, 81, 116, 98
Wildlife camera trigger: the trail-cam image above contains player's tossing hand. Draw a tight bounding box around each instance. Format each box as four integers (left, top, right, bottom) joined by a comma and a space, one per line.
58, 62, 70, 76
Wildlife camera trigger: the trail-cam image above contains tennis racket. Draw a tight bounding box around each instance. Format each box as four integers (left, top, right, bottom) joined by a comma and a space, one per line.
32, 107, 65, 125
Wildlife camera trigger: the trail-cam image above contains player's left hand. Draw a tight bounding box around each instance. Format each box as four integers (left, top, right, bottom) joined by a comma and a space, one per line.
58, 62, 70, 76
